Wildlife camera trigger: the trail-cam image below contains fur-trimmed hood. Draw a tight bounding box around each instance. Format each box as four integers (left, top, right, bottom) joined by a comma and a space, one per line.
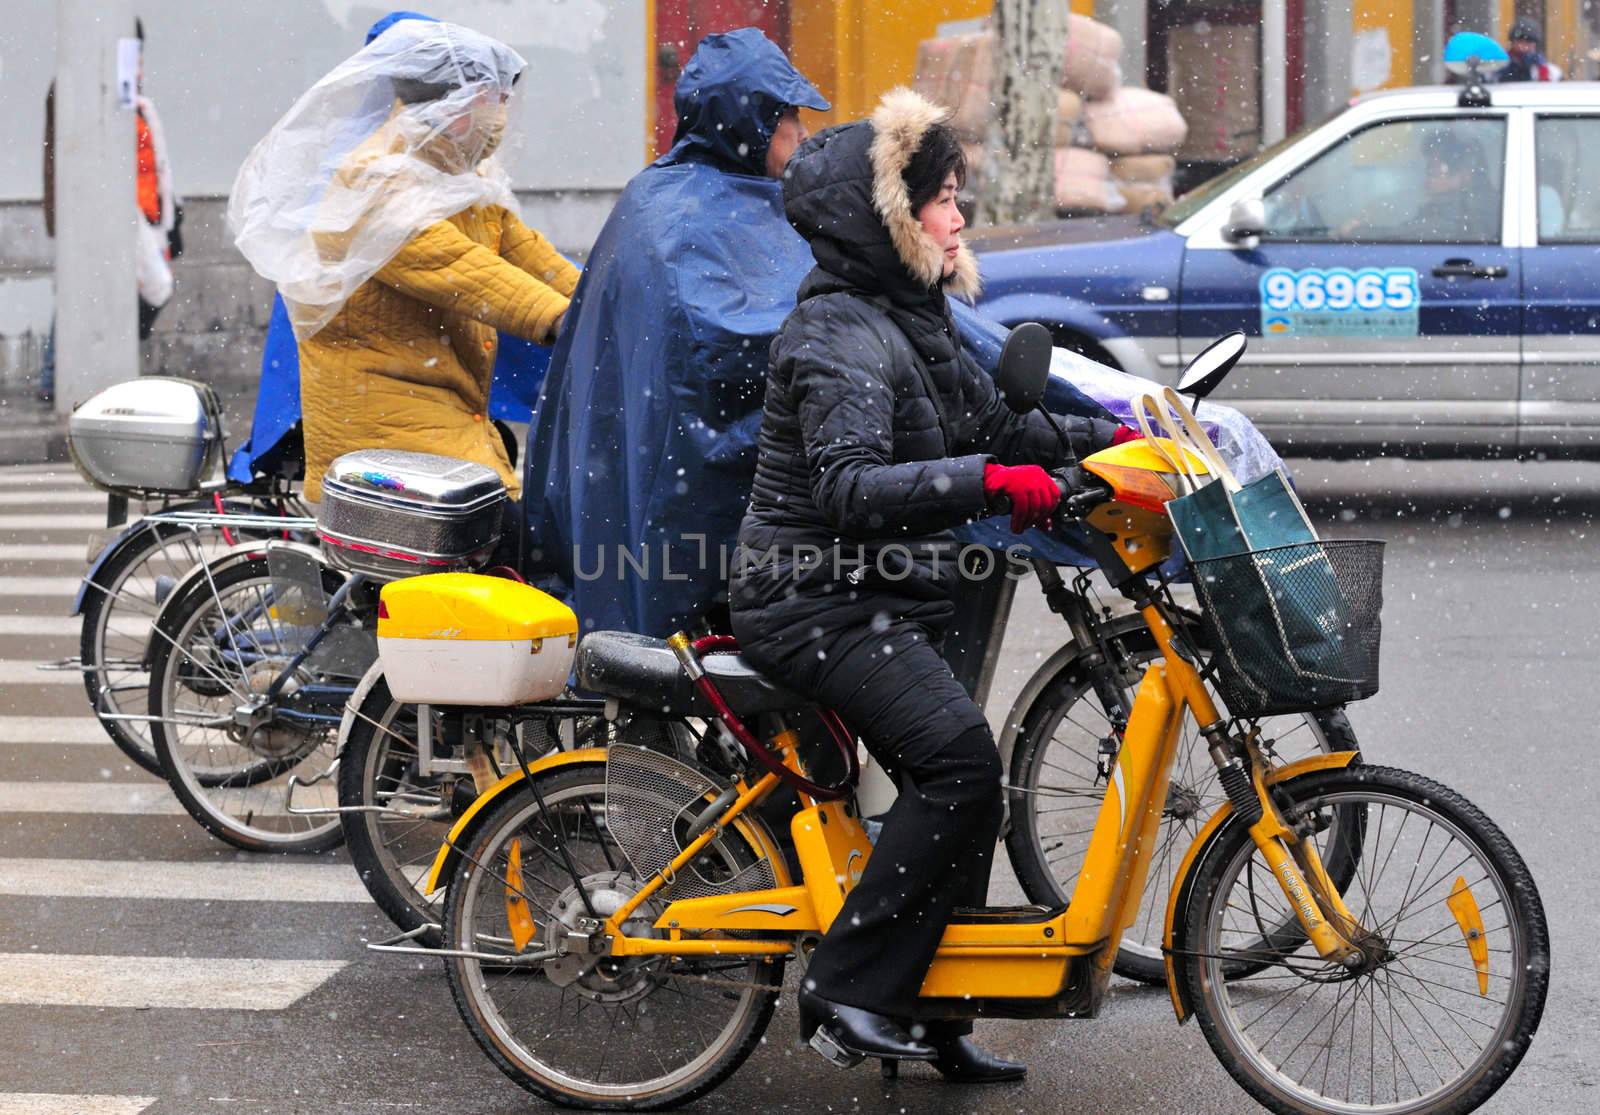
869, 87, 980, 299
782, 87, 980, 303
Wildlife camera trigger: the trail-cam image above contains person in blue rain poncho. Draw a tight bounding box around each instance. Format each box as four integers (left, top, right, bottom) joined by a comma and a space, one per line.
227, 9, 555, 485
523, 28, 1117, 638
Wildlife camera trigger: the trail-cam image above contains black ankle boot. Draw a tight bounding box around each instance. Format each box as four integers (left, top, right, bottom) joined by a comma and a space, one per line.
798, 989, 936, 1067
928, 1034, 1027, 1083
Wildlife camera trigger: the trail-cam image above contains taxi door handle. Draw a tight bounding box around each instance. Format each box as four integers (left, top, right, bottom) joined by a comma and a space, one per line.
1432, 258, 1508, 280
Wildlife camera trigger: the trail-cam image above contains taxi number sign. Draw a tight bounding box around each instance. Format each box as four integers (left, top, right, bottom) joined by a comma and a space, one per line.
1260, 266, 1420, 338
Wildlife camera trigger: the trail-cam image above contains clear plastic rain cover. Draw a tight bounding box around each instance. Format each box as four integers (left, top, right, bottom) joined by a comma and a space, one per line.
227, 19, 526, 340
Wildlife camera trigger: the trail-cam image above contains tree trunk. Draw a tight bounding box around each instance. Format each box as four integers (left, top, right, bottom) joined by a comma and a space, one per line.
976, 0, 1068, 226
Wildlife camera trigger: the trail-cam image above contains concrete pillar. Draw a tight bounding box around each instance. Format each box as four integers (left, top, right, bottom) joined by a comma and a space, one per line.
1262, 0, 1288, 145
53, 0, 138, 415
1095, 0, 1148, 86
1414, 0, 1448, 83
1302, 0, 1353, 126
1450, 0, 1502, 37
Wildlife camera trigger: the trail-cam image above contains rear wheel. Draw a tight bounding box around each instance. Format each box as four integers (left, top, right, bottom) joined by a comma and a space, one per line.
443, 763, 782, 1110
1005, 617, 1359, 983
1184, 765, 1549, 1115
340, 688, 685, 947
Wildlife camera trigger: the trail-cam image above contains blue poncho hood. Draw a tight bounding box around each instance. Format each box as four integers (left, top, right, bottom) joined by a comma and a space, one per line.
523, 29, 1111, 637
663, 27, 829, 174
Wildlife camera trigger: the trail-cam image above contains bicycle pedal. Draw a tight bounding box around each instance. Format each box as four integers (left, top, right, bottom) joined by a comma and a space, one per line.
808, 1026, 866, 1070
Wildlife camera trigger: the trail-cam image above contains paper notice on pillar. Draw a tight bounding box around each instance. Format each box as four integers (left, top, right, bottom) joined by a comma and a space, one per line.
1352, 29, 1393, 93
115, 38, 140, 109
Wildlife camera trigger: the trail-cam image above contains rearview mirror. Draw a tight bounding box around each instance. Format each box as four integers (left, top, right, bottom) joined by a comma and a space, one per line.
1178, 332, 1248, 400
995, 322, 1053, 415
1222, 197, 1265, 247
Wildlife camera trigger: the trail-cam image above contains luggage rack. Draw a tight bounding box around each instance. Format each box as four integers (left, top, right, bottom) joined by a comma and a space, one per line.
42, 507, 320, 681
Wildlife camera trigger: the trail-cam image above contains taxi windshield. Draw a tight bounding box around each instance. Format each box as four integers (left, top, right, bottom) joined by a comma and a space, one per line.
1160, 114, 1333, 227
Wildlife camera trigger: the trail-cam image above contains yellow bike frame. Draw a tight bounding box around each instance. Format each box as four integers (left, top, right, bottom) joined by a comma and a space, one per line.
424, 437, 1373, 1019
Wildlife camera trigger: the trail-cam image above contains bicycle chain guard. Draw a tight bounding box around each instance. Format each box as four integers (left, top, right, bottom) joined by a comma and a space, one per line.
603, 745, 777, 902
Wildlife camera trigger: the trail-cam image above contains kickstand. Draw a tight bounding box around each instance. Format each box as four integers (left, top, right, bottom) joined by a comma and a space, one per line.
880, 1059, 899, 1081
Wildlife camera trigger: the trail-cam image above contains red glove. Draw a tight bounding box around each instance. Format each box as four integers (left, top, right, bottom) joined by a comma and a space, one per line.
983, 463, 1059, 533
1111, 425, 1144, 446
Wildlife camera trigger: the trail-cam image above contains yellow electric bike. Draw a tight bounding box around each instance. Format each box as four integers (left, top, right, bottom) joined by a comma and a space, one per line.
415, 335, 1548, 1112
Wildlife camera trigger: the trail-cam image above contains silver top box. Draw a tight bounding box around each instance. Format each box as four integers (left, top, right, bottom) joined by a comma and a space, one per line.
320, 449, 506, 516
317, 450, 507, 580
68, 377, 224, 496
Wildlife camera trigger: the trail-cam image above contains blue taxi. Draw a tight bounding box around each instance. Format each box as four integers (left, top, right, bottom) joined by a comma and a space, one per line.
972, 83, 1600, 456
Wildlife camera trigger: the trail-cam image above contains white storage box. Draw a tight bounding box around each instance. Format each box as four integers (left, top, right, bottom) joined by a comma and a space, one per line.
68, 377, 223, 495
377, 573, 578, 707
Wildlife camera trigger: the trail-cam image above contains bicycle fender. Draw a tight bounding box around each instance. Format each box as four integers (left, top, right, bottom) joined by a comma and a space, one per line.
336, 659, 389, 755
143, 539, 327, 670
422, 749, 610, 896
74, 519, 167, 615
1162, 749, 1362, 1023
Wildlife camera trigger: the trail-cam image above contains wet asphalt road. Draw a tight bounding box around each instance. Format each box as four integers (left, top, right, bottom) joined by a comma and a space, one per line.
0, 457, 1595, 1114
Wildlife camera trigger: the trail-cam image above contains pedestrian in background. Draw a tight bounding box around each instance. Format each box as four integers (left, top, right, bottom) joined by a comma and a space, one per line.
40, 17, 181, 404
1503, 18, 1563, 81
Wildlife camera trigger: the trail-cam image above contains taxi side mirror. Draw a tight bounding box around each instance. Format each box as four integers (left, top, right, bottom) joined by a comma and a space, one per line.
1222, 197, 1265, 248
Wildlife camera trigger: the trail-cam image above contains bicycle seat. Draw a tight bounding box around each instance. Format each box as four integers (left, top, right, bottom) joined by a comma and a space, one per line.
575, 631, 808, 718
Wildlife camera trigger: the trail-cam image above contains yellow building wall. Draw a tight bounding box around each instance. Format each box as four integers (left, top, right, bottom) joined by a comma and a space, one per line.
1353, 1, 1414, 91
1544, 0, 1582, 75
790, 0, 1095, 127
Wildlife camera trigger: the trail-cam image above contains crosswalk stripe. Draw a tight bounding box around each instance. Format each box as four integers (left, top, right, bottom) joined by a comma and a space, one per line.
0, 543, 91, 562
0, 858, 370, 904
0, 577, 82, 597
0, 662, 84, 686
0, 616, 78, 636
0, 718, 113, 744
0, 490, 107, 509
0, 1095, 156, 1115
0, 954, 348, 1011
0, 468, 85, 488
0, 783, 187, 816
0, 514, 107, 532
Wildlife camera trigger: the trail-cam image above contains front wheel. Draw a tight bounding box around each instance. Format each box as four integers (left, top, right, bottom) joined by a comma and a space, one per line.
148, 553, 352, 852
443, 763, 782, 1110
80, 500, 267, 774
1005, 617, 1359, 984
1183, 765, 1549, 1115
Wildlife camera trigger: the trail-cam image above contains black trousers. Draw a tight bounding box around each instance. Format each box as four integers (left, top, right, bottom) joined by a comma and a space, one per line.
743, 610, 1003, 1019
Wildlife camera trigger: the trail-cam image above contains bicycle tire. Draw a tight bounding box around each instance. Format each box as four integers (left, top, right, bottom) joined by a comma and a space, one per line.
79, 499, 261, 774
1183, 765, 1549, 1115
443, 762, 781, 1110
338, 677, 450, 946
148, 554, 348, 853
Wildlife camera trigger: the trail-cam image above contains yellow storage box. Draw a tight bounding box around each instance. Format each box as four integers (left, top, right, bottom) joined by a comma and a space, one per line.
377, 574, 578, 706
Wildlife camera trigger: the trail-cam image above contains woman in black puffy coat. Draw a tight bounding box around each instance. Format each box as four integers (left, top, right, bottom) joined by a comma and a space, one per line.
729, 88, 1129, 1078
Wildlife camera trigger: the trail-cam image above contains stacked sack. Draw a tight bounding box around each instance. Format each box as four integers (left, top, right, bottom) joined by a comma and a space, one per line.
914, 14, 1188, 216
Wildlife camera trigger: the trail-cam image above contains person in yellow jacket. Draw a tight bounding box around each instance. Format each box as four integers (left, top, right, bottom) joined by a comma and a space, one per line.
228, 19, 575, 501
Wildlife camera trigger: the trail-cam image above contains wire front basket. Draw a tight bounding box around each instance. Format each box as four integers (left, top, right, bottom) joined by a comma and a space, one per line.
1189, 539, 1385, 719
